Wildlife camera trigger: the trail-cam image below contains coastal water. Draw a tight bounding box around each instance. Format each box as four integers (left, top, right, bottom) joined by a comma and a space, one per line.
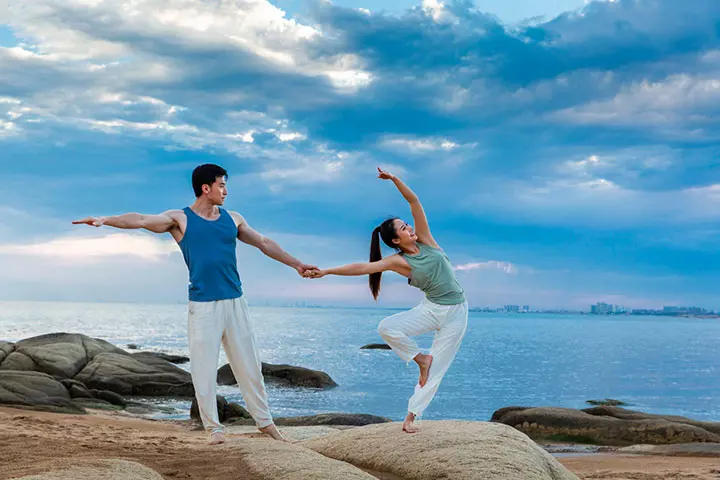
1, 301, 719, 422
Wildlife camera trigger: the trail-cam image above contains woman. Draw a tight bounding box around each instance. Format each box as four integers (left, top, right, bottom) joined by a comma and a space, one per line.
307, 168, 468, 433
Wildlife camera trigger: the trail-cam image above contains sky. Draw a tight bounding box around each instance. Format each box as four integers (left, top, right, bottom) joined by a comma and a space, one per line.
0, 0, 718, 310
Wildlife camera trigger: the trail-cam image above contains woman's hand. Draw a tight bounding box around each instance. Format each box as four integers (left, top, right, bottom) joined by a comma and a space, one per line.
377, 167, 396, 181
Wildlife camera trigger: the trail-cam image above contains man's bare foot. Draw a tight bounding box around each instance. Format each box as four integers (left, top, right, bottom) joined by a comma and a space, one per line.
209, 431, 226, 445
259, 423, 289, 442
414, 353, 433, 387
402, 413, 420, 434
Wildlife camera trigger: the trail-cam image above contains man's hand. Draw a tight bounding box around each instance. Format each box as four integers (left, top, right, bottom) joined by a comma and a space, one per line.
72, 216, 106, 227
296, 263, 319, 277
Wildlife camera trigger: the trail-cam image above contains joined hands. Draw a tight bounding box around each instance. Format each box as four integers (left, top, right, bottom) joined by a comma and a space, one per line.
296, 264, 323, 278
302, 269, 327, 279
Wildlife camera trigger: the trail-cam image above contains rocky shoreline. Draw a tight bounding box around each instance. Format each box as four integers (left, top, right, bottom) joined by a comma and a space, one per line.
3, 332, 720, 479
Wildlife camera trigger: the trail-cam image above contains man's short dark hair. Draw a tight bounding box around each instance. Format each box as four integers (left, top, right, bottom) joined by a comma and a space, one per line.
192, 164, 227, 197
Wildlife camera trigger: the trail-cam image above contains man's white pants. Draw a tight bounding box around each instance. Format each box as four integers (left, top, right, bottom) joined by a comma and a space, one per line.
378, 298, 468, 417
187, 297, 273, 433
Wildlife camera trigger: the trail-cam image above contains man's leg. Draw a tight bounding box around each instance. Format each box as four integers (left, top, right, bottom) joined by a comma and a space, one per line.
222, 297, 283, 440
187, 301, 225, 443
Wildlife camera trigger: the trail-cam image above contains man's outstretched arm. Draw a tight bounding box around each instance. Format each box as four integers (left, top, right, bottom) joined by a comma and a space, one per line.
233, 213, 316, 275
72, 211, 179, 234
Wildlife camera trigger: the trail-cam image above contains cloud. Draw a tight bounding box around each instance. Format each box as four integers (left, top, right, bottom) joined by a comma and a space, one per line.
1, 0, 720, 308
0, 233, 179, 261
454, 261, 517, 274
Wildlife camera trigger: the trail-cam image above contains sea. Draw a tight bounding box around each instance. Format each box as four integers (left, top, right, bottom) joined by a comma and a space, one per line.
1, 301, 719, 422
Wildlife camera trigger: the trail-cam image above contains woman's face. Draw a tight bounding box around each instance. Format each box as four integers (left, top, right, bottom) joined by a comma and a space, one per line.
392, 218, 417, 247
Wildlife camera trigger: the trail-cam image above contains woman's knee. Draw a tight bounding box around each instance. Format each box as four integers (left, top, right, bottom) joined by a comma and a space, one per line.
377, 319, 396, 339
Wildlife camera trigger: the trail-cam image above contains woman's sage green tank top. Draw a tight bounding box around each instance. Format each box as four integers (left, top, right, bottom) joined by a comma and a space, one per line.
400, 242, 466, 305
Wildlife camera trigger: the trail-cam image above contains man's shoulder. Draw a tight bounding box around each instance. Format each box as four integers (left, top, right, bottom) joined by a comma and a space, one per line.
225, 210, 246, 228
164, 209, 187, 219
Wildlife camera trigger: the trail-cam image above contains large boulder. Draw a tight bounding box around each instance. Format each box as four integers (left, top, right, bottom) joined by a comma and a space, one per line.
492, 406, 720, 446
75, 352, 193, 396
217, 363, 338, 389
303, 420, 579, 480
7, 333, 127, 379
190, 395, 251, 422
13, 459, 164, 480
0, 371, 85, 414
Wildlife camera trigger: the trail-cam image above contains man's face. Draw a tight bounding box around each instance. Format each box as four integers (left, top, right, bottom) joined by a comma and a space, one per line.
203, 176, 228, 205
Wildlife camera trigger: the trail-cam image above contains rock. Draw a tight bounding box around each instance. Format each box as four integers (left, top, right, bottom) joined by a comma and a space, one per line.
0, 340, 15, 364
0, 333, 127, 380
586, 398, 628, 406
303, 420, 579, 480
0, 371, 85, 414
1, 351, 39, 372
240, 438, 375, 480
581, 406, 720, 436
1, 334, 193, 399
73, 398, 124, 411
190, 395, 251, 422
13, 459, 164, 480
360, 343, 392, 350
60, 379, 93, 399
229, 413, 392, 427
275, 413, 391, 427
617, 443, 720, 457
75, 352, 193, 397
492, 406, 720, 446
90, 389, 127, 407
216, 364, 236, 385
131, 351, 190, 364
217, 363, 338, 389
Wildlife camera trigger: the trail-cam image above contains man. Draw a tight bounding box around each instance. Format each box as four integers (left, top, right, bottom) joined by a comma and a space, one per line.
73, 164, 316, 444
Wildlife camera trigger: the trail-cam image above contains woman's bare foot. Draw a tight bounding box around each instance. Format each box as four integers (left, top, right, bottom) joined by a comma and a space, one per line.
209, 431, 226, 445
414, 353, 433, 387
259, 423, 289, 442
402, 413, 420, 434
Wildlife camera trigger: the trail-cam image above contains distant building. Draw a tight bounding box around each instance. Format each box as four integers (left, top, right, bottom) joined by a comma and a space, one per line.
504, 305, 520, 313
662, 306, 709, 316
591, 302, 612, 315
591, 303, 627, 315
522, 305, 531, 313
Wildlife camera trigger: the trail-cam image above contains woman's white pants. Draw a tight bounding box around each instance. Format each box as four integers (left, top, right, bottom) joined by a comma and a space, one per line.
378, 298, 468, 417
187, 297, 273, 433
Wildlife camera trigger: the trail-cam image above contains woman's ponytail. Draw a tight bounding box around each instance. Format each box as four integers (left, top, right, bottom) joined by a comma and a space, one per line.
369, 226, 383, 300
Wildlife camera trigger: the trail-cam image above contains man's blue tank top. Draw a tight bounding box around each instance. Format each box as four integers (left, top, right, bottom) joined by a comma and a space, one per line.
179, 207, 243, 302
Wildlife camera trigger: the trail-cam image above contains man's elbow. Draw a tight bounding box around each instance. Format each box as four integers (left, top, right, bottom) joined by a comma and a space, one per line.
258, 237, 274, 253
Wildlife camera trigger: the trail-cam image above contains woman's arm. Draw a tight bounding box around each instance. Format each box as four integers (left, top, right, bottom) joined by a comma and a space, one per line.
377, 168, 439, 248
309, 255, 409, 278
